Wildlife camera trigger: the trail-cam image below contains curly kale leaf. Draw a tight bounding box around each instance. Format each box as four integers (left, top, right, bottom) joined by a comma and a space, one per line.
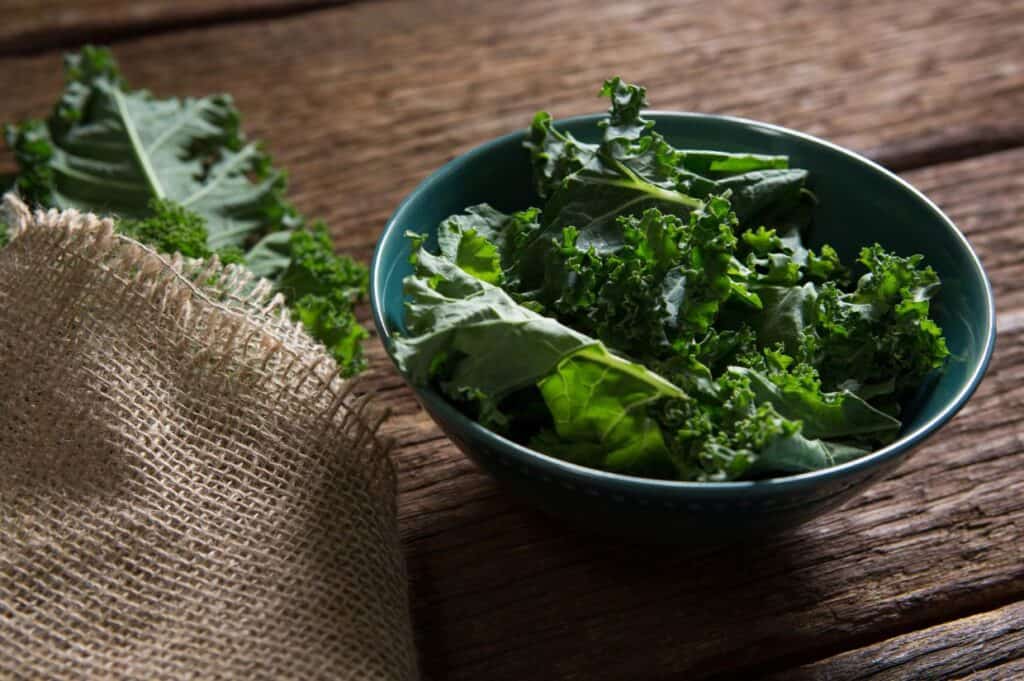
517, 77, 813, 307
729, 362, 899, 442
435, 203, 543, 285
244, 230, 295, 278
655, 368, 801, 481
726, 236, 947, 401
119, 198, 218, 261
4, 46, 370, 375
801, 244, 949, 395
525, 78, 707, 258
4, 119, 54, 208
526, 77, 807, 221
653, 349, 888, 480
597, 78, 707, 192
4, 46, 298, 250
714, 168, 809, 225
599, 77, 811, 225
541, 166, 702, 255
277, 226, 369, 376
512, 199, 754, 360
746, 434, 870, 477
598, 78, 794, 195
525, 112, 600, 198
400, 236, 688, 474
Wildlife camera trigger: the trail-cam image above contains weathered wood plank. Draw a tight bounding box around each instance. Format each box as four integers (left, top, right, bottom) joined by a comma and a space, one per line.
357, 147, 1024, 680
767, 600, 1024, 680
0, 0, 338, 55
0, 0, 1022, 266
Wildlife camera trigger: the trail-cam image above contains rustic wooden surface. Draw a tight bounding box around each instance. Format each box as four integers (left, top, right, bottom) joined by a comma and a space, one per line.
1, 1, 1022, 678
770, 601, 1024, 680
0, 0, 338, 55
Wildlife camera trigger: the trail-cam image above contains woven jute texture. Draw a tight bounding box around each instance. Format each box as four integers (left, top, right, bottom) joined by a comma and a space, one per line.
0, 196, 417, 680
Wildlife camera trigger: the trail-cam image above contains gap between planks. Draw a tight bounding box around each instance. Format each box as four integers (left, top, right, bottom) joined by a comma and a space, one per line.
757, 598, 1024, 681
0, 0, 361, 58
723, 592, 1024, 681
869, 122, 1024, 173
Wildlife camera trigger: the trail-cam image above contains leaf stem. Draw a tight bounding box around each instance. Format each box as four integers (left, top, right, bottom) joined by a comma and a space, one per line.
111, 86, 165, 199
604, 157, 704, 209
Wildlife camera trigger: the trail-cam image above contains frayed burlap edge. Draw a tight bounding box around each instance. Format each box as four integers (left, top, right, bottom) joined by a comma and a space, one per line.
1, 193, 397, 508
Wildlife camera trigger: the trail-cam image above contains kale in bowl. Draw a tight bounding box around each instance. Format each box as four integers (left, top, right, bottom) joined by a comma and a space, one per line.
390, 78, 950, 483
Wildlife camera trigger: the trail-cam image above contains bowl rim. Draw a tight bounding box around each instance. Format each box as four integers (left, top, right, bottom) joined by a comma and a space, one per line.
371, 111, 997, 495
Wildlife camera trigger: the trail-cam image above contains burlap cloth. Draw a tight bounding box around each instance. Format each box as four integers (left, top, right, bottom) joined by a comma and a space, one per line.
0, 196, 418, 679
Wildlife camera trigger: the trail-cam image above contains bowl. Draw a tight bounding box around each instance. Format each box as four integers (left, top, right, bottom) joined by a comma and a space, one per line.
370, 112, 996, 543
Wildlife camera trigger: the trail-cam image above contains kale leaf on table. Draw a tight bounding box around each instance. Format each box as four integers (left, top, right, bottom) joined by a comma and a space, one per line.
2, 46, 368, 375
396, 77, 949, 481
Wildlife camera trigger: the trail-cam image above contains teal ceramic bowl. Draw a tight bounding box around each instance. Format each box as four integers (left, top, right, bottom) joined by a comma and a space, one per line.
371, 113, 995, 543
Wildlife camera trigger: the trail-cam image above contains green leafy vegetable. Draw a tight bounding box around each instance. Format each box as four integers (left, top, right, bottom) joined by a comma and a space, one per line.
730, 365, 899, 442
803, 245, 949, 395
655, 370, 802, 481
3, 46, 369, 375
277, 227, 369, 375
244, 230, 295, 279
546, 200, 746, 356
541, 167, 701, 255
535, 344, 683, 477
525, 112, 599, 198
453, 230, 503, 284
394, 248, 594, 426
396, 77, 949, 481
747, 433, 869, 477
119, 198, 241, 264
5, 46, 291, 249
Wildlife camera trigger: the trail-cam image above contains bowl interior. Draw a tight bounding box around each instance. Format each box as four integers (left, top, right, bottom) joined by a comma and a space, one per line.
373, 112, 995, 480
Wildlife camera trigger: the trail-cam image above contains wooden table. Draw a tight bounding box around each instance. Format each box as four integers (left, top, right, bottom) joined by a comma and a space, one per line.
3, 1, 1023, 678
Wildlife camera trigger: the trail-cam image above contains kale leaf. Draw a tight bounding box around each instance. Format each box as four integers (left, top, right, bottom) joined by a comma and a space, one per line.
3, 46, 369, 375
801, 245, 949, 395
277, 227, 369, 376
5, 47, 293, 249
119, 198, 242, 264
534, 344, 684, 477
525, 112, 599, 198
394, 247, 595, 427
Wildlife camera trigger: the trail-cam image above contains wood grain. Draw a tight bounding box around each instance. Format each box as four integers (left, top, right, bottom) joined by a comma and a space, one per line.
0, 0, 339, 55
0, 0, 1022, 263
0, 1, 1022, 678
361, 147, 1024, 680
770, 600, 1024, 680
